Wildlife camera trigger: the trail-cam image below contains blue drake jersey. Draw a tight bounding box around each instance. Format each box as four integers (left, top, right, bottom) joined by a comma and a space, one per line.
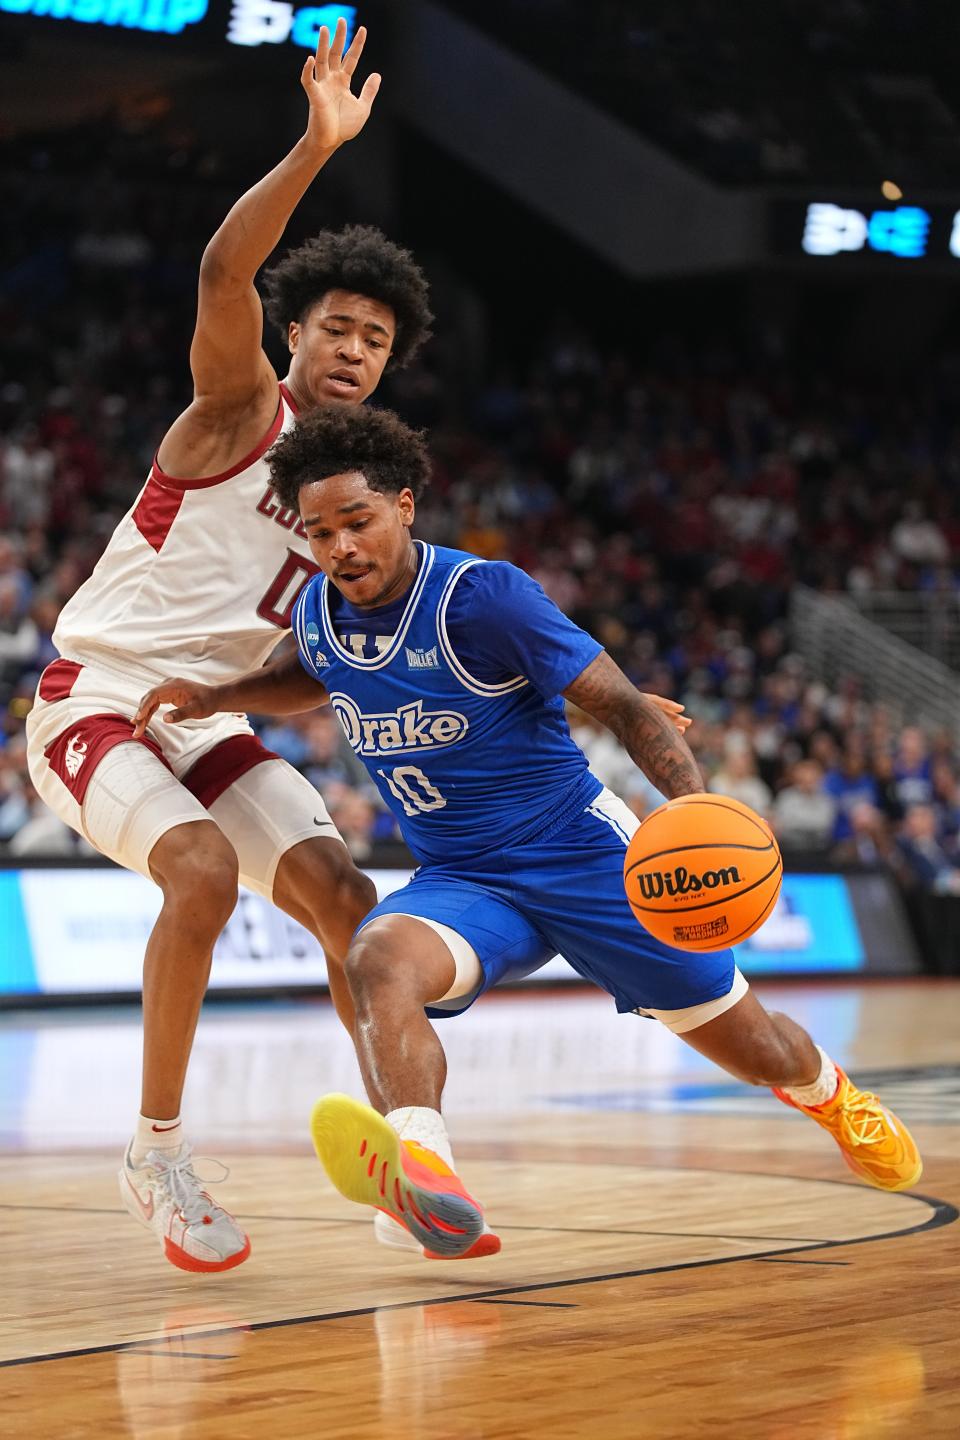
293, 543, 603, 866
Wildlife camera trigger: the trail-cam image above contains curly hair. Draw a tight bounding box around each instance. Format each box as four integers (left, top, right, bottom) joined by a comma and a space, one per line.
268, 404, 432, 510
262, 225, 433, 367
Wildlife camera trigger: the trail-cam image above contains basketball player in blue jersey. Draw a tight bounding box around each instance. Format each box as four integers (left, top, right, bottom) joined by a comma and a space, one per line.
135, 406, 922, 1261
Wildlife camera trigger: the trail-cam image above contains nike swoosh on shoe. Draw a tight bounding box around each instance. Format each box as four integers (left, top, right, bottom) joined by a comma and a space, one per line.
124, 1172, 154, 1222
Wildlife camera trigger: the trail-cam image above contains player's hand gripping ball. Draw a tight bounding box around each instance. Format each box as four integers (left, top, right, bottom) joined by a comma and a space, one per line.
623, 794, 783, 951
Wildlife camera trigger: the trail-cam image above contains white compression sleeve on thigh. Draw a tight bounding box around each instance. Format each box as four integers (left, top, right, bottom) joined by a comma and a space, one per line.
637, 967, 749, 1034
81, 741, 209, 878
386, 914, 483, 1007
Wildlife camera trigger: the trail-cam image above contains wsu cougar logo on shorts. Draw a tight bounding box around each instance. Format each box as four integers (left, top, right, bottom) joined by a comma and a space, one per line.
64, 733, 88, 779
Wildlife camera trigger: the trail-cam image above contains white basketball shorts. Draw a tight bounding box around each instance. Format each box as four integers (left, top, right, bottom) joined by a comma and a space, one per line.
26, 657, 341, 897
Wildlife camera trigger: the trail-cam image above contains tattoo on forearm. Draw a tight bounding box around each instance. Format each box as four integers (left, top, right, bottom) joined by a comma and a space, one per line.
617, 704, 703, 797
565, 653, 703, 799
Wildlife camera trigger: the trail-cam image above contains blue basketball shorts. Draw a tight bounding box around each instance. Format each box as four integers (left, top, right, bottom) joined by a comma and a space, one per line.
358, 787, 740, 1023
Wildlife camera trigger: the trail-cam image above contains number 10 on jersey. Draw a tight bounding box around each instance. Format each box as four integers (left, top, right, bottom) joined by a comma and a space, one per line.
377, 766, 447, 815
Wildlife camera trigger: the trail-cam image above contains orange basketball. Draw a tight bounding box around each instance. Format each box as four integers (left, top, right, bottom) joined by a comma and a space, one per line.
623, 793, 782, 952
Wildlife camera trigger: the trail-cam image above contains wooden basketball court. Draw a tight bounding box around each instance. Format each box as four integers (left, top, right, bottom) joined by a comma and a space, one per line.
1, 978, 958, 1438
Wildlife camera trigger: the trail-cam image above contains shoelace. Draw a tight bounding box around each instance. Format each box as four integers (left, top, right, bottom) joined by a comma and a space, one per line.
836, 1090, 891, 1149
144, 1146, 231, 1224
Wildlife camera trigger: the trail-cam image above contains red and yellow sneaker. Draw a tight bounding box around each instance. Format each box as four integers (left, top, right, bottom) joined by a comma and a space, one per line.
374, 1205, 501, 1260
773, 1065, 922, 1192
310, 1094, 494, 1259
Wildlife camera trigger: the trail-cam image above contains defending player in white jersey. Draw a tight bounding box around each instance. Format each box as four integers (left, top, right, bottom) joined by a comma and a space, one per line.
25, 21, 434, 1273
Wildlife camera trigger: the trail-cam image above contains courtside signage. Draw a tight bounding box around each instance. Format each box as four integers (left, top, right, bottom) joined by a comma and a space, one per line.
0, 867, 915, 1001
736, 873, 862, 972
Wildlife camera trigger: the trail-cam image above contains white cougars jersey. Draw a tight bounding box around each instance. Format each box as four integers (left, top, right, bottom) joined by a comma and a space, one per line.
53, 385, 320, 686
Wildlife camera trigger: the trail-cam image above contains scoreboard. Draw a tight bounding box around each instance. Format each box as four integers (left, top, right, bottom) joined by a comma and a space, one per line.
771, 197, 960, 265
0, 0, 356, 48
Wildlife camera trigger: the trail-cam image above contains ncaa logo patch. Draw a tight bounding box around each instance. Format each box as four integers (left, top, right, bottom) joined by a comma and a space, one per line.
305, 622, 320, 646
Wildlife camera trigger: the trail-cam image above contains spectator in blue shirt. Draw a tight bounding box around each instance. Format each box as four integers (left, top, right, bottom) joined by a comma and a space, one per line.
893, 727, 934, 810
824, 742, 880, 843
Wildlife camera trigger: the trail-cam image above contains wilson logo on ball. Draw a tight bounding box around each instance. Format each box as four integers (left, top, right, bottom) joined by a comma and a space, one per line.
623, 793, 783, 952
635, 865, 742, 900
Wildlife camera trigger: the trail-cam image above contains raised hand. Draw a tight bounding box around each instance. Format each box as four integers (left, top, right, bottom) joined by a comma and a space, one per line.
301, 18, 381, 154
133, 679, 222, 739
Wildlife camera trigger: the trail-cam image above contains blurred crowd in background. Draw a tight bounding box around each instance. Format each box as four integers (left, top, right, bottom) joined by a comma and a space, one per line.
449, 0, 960, 186
3, 116, 960, 910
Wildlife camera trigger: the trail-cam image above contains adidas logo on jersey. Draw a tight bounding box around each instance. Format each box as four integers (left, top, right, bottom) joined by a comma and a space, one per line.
405, 645, 439, 670
330, 693, 468, 757
65, 733, 88, 779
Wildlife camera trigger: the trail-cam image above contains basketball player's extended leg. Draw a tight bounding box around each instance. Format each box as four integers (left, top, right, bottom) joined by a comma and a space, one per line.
343, 915, 455, 1111
679, 989, 922, 1190
143, 819, 240, 1118
271, 836, 379, 1035
678, 989, 820, 1088
309, 917, 498, 1259
119, 817, 251, 1273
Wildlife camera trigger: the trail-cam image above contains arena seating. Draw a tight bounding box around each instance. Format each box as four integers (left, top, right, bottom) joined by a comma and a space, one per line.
2, 117, 959, 913
444, 0, 960, 185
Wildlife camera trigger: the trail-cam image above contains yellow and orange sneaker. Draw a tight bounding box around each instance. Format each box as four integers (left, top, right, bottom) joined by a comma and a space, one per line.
310, 1094, 498, 1259
773, 1065, 922, 1192
374, 1205, 501, 1260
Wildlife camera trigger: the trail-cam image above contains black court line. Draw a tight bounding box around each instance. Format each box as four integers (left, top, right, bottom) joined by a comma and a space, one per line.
753, 1258, 850, 1267
118, 1349, 228, 1361
0, 1202, 833, 1247
241, 1214, 834, 1245
1, 1190, 954, 1371
474, 1299, 576, 1309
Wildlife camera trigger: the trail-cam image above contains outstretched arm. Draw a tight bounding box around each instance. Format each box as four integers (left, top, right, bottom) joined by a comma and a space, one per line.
190, 20, 380, 406
133, 648, 328, 738
157, 19, 380, 476
564, 652, 703, 798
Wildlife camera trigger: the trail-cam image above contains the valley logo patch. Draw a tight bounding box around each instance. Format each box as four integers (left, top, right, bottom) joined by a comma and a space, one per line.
405, 645, 440, 670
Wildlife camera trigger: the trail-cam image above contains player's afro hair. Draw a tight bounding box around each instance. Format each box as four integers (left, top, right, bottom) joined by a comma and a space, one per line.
262, 224, 433, 367
268, 403, 432, 510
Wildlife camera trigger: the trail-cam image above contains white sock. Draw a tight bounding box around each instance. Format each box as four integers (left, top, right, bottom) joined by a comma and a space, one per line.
381, 1106, 495, 1247
782, 1046, 839, 1108
385, 1106, 455, 1170
130, 1113, 184, 1165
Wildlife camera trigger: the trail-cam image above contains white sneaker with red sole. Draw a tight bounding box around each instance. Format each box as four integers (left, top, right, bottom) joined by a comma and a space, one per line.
119, 1141, 251, 1273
